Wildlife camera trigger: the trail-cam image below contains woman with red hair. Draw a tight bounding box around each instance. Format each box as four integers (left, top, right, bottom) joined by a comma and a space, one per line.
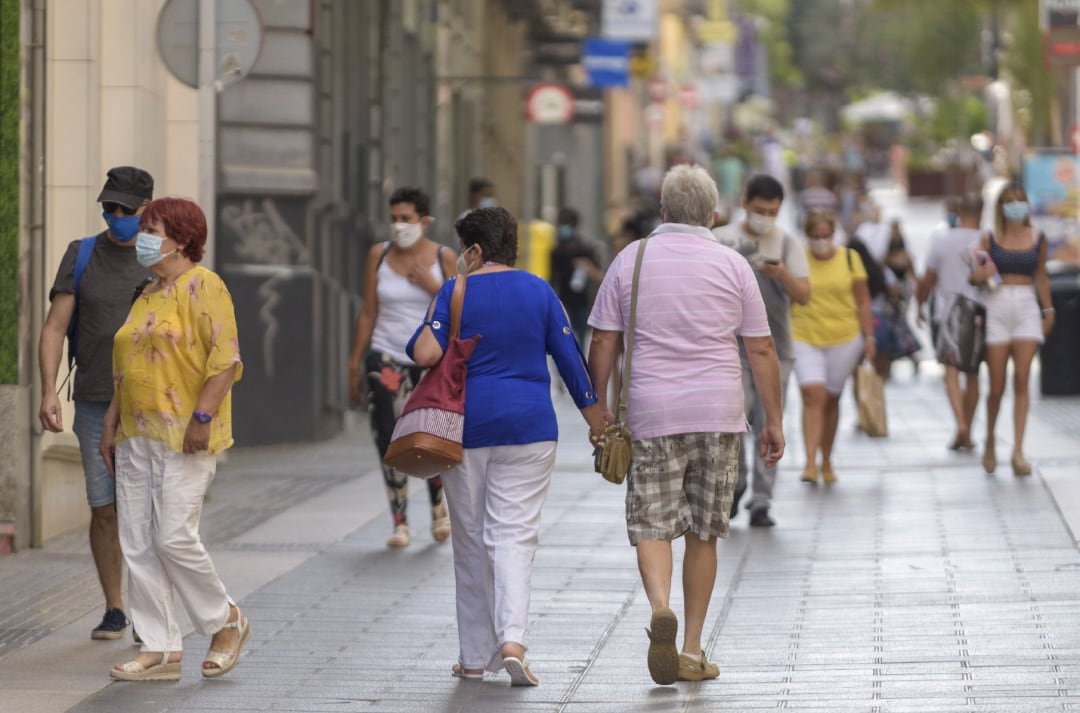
100, 197, 249, 681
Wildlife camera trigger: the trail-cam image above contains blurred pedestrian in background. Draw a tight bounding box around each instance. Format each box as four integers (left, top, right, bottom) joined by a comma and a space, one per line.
348, 187, 457, 548
714, 144, 747, 220
100, 197, 248, 681
38, 166, 153, 642
589, 165, 784, 685
408, 207, 607, 686
458, 177, 496, 220
791, 210, 876, 485
917, 193, 984, 451
713, 174, 809, 528
872, 219, 921, 378
549, 207, 601, 347
970, 183, 1054, 476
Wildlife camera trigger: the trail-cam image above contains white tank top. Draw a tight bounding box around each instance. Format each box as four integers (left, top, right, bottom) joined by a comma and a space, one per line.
370, 244, 445, 364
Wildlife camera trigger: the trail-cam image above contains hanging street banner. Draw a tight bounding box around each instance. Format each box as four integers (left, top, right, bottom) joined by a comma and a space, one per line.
583, 37, 630, 88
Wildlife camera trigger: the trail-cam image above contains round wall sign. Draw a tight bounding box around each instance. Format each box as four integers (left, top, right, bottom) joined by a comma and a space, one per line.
525, 83, 575, 125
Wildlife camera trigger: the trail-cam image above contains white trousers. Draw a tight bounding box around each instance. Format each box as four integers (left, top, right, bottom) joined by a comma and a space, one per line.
115, 437, 232, 653
442, 441, 557, 672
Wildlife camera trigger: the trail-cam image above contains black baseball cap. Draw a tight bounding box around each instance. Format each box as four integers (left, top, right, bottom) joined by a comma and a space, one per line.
96, 166, 154, 208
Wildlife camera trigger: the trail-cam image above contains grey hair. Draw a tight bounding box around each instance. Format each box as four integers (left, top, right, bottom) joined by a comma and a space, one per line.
660, 165, 719, 227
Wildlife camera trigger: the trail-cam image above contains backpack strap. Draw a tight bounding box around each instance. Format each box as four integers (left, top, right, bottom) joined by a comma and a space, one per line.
66, 236, 97, 368
845, 246, 852, 272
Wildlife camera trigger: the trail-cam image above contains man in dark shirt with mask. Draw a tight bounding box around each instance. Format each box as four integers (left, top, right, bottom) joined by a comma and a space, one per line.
549, 207, 600, 348
38, 166, 153, 641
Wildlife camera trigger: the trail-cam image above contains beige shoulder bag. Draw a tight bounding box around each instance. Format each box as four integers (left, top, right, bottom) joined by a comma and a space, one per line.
595, 237, 649, 485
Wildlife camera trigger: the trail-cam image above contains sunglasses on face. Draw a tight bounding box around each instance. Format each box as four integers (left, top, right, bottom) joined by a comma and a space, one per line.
103, 202, 138, 216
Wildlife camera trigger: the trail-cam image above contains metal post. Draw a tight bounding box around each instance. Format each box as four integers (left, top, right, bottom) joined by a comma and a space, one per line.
198, 0, 216, 268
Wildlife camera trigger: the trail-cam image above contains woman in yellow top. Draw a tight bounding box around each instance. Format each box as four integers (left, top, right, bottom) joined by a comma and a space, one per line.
100, 197, 248, 682
790, 210, 876, 484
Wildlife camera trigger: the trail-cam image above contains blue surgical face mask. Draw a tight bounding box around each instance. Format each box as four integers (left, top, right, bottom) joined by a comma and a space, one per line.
135, 231, 174, 268
946, 213, 959, 228
557, 224, 574, 241
103, 212, 141, 242
1002, 201, 1030, 223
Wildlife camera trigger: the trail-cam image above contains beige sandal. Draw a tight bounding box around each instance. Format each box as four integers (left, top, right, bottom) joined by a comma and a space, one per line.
110, 652, 181, 681
202, 611, 251, 679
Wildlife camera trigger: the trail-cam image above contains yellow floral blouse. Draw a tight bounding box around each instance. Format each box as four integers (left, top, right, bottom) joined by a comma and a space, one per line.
112, 266, 243, 455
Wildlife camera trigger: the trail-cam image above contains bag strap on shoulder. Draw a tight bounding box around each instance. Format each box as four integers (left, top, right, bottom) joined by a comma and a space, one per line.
449, 274, 467, 339
66, 235, 97, 368
617, 237, 649, 423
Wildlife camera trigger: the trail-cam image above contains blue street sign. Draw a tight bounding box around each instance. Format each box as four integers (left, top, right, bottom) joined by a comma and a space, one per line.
583, 37, 630, 89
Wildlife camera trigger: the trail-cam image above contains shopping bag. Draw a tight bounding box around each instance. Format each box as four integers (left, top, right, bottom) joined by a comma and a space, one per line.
935, 294, 986, 374
855, 361, 888, 438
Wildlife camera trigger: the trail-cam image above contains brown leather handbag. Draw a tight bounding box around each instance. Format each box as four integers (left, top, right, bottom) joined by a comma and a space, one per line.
594, 236, 648, 485
383, 275, 478, 478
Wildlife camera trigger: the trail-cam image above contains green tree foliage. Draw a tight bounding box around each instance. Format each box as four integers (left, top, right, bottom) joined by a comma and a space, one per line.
0, 0, 18, 384
787, 0, 849, 91
733, 0, 802, 88
1003, 0, 1055, 145
860, 1, 983, 96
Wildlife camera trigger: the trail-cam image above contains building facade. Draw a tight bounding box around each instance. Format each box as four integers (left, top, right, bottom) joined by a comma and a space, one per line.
3, 0, 601, 550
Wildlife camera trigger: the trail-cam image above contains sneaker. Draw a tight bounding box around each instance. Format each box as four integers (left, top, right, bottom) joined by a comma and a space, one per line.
749, 508, 775, 528
91, 608, 129, 640
431, 503, 451, 543
677, 652, 719, 681
386, 524, 410, 548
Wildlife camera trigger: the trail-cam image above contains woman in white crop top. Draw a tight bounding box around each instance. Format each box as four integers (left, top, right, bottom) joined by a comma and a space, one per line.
348, 187, 458, 548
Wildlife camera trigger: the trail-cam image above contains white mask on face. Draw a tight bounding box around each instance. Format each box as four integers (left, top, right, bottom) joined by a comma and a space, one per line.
456, 245, 477, 275
746, 212, 775, 236
391, 221, 422, 249
809, 238, 833, 257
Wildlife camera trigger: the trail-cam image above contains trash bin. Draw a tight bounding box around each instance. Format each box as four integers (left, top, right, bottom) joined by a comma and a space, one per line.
1040, 264, 1080, 396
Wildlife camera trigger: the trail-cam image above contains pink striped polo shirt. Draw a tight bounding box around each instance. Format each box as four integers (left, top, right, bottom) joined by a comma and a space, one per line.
588, 223, 770, 439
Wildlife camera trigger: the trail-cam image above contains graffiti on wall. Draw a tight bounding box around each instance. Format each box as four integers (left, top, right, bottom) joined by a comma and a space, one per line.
221, 198, 311, 378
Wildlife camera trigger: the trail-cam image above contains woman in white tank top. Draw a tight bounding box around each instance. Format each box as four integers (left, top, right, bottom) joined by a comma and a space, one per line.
347, 188, 457, 548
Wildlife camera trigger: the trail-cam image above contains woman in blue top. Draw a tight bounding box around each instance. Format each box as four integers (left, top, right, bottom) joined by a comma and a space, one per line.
408, 207, 608, 687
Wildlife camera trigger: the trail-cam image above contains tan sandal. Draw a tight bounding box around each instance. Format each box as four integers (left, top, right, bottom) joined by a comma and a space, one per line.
451, 663, 484, 679
1012, 454, 1032, 476
202, 611, 251, 679
645, 607, 679, 685
502, 656, 538, 686
110, 652, 181, 681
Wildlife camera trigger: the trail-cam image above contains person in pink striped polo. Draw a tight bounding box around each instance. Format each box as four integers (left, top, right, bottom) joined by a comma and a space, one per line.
587, 165, 785, 685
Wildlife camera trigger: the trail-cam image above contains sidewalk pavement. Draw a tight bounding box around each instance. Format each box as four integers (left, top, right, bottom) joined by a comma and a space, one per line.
2, 362, 1079, 713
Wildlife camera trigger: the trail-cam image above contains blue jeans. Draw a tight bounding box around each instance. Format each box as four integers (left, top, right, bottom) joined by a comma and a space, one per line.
72, 400, 114, 507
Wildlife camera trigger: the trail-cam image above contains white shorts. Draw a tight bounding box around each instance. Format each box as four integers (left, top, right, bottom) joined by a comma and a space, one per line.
984, 285, 1043, 345
793, 336, 865, 395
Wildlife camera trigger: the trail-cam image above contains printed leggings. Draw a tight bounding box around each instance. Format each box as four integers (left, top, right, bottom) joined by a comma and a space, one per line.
365, 351, 444, 525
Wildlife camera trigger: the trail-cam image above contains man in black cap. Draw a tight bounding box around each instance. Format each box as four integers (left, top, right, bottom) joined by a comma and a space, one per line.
38, 166, 154, 641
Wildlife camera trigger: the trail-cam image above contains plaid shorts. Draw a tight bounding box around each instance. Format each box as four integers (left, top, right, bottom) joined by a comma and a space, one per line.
625, 432, 740, 545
